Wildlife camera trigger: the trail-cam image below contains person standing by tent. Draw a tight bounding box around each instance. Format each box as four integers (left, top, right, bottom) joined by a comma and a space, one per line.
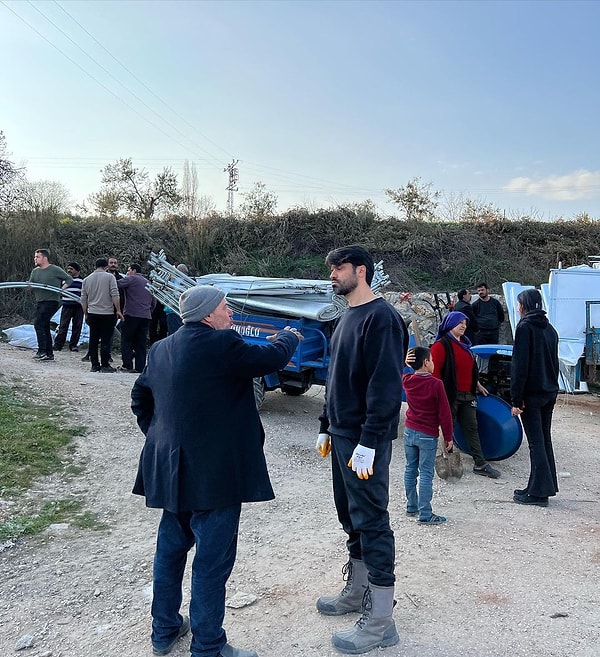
510, 288, 559, 507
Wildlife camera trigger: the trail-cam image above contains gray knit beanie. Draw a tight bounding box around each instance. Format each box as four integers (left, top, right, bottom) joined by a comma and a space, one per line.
179, 285, 225, 324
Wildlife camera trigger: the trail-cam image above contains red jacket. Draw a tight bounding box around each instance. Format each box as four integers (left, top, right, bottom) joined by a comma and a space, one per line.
403, 372, 453, 444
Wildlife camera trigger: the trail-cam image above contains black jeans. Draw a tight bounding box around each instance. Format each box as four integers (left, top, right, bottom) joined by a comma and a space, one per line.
475, 329, 499, 345
330, 433, 395, 587
121, 316, 150, 371
520, 395, 559, 498
87, 313, 116, 367
54, 304, 84, 350
34, 300, 60, 355
452, 391, 486, 467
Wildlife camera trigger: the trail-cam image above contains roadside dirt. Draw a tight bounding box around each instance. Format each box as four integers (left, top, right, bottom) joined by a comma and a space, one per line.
0, 342, 598, 657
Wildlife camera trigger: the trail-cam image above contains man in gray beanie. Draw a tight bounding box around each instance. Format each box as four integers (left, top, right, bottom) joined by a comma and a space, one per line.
131, 284, 301, 657
179, 285, 225, 324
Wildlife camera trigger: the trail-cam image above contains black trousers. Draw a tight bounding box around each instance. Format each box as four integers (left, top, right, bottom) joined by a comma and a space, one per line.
331, 433, 395, 587
475, 329, 499, 345
452, 391, 486, 467
87, 313, 116, 367
520, 395, 559, 498
54, 304, 84, 350
34, 300, 60, 355
121, 316, 150, 372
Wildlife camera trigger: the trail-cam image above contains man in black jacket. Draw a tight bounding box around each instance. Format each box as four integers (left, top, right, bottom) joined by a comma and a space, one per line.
454, 289, 478, 344
131, 285, 300, 657
472, 282, 505, 345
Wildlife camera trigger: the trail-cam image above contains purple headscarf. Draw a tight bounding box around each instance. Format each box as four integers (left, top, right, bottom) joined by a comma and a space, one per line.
435, 311, 472, 347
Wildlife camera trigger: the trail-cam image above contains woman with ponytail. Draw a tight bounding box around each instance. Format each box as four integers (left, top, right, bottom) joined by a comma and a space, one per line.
510, 289, 559, 507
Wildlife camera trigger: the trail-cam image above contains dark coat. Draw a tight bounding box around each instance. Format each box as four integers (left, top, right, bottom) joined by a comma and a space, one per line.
454, 299, 478, 343
131, 322, 299, 513
510, 310, 559, 408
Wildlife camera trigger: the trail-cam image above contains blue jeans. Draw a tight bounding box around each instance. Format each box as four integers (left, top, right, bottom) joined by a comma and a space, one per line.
152, 505, 241, 657
403, 428, 438, 521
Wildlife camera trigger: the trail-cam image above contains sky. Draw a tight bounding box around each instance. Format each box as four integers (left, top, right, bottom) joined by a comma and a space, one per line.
1, 0, 599, 220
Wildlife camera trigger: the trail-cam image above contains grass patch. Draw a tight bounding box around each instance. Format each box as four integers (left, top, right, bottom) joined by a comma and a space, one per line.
0, 386, 84, 495
0, 384, 104, 540
0, 499, 108, 541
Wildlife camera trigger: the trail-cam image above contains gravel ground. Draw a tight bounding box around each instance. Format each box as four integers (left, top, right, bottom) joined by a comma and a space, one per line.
0, 342, 598, 657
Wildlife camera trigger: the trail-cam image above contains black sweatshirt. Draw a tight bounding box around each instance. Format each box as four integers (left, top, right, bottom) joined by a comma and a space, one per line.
510, 309, 559, 408
319, 298, 405, 448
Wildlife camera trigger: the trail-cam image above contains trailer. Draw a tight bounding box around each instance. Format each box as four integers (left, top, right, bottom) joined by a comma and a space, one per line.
231, 311, 332, 407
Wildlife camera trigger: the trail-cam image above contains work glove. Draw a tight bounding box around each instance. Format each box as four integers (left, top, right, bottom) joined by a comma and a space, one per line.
316, 433, 331, 457
348, 444, 375, 480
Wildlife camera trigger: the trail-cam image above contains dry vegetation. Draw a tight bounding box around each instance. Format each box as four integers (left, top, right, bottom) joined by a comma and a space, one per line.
1, 209, 599, 321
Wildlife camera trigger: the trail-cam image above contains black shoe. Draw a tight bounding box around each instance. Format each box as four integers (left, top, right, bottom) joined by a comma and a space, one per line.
152, 615, 190, 656
100, 366, 116, 373
119, 366, 137, 373
90, 365, 101, 372
514, 488, 528, 496
69, 346, 79, 352
39, 354, 54, 361
81, 354, 90, 362
33, 351, 45, 359
53, 345, 63, 351
513, 492, 549, 507
473, 464, 501, 479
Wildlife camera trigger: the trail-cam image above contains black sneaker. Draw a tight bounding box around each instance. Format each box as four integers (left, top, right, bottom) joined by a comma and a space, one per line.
473, 464, 501, 479
513, 492, 548, 507
100, 366, 117, 373
33, 352, 45, 359
39, 354, 55, 361
69, 346, 79, 352
90, 365, 101, 372
81, 354, 90, 362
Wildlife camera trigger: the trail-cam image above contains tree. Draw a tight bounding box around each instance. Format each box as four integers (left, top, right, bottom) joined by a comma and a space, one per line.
18, 179, 70, 218
95, 158, 181, 220
239, 182, 278, 219
0, 131, 25, 212
385, 177, 440, 222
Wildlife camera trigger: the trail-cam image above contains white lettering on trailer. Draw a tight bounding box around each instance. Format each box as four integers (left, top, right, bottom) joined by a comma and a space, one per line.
232, 324, 261, 338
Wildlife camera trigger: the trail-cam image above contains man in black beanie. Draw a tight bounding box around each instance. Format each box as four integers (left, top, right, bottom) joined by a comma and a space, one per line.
131, 285, 301, 657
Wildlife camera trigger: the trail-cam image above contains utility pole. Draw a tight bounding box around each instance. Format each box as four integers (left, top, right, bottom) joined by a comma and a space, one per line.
224, 159, 239, 214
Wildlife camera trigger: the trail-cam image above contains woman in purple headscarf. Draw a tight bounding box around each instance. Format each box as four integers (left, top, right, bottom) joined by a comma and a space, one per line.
430, 311, 501, 479
510, 289, 559, 507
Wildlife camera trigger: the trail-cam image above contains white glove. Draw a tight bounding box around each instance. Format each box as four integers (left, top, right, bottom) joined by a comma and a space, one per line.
316, 433, 331, 457
348, 444, 375, 479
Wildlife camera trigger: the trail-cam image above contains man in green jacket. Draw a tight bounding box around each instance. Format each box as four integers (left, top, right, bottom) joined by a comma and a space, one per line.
28, 249, 72, 361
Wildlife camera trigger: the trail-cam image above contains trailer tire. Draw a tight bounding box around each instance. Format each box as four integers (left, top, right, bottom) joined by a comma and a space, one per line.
253, 378, 266, 410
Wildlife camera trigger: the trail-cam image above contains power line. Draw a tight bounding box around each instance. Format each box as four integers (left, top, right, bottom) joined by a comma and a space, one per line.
23, 0, 226, 168
52, 0, 235, 163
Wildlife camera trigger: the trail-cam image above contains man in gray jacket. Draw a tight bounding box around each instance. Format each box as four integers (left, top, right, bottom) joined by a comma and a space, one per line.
81, 258, 123, 373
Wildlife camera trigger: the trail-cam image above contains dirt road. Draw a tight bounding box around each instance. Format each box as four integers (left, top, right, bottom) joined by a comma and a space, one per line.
0, 343, 598, 657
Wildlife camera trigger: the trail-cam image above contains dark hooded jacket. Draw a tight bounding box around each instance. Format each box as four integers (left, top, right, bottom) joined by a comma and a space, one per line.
510, 309, 559, 409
